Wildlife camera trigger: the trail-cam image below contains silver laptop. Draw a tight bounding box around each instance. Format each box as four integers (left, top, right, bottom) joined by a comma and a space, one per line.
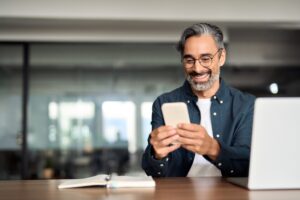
227, 97, 300, 190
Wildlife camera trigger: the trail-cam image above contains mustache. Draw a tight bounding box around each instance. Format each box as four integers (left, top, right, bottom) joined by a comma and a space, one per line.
188, 70, 212, 77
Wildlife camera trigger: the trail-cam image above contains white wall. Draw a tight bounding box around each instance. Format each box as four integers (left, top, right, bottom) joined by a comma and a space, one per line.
1, 0, 300, 67
1, 0, 300, 42
1, 0, 300, 22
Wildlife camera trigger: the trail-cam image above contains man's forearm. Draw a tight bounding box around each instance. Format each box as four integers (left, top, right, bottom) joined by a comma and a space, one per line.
207, 138, 220, 161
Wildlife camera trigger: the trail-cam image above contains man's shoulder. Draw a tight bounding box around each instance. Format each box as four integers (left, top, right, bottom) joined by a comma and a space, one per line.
155, 85, 185, 103
227, 85, 256, 106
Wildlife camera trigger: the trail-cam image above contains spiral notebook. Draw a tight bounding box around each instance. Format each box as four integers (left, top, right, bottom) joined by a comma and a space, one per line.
58, 174, 155, 189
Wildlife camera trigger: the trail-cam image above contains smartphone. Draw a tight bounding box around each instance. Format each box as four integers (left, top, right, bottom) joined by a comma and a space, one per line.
161, 102, 190, 127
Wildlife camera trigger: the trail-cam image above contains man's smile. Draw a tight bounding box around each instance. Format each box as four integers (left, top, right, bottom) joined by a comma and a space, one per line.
189, 71, 211, 83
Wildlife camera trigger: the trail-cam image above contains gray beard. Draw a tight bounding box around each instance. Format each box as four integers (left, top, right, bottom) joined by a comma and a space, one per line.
187, 72, 220, 91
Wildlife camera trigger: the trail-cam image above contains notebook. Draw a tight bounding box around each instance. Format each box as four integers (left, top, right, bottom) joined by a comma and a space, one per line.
58, 174, 155, 189
227, 97, 300, 190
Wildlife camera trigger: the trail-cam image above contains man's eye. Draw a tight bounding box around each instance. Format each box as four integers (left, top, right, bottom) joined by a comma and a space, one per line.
201, 57, 211, 63
185, 59, 195, 64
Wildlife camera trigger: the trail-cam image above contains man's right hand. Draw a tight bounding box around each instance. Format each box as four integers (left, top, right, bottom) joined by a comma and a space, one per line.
150, 126, 181, 160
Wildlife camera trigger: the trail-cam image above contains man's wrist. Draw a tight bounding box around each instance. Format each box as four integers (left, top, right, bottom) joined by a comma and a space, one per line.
151, 146, 166, 160
154, 152, 166, 160
208, 138, 220, 161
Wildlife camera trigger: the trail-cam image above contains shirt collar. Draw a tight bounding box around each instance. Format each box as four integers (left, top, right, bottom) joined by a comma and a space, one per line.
213, 78, 228, 104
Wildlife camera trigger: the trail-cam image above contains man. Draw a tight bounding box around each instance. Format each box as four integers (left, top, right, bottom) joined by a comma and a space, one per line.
142, 23, 255, 177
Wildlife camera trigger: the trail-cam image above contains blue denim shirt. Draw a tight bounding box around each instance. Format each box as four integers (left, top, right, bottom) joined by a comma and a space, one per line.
142, 79, 255, 177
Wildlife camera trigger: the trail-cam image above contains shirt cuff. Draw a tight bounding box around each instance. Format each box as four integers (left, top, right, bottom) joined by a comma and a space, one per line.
146, 145, 170, 177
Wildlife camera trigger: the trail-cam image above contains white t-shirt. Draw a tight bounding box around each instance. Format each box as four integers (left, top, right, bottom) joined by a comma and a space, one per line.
187, 98, 221, 177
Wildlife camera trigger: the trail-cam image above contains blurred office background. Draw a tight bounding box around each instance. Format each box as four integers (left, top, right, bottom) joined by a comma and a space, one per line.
0, 0, 300, 180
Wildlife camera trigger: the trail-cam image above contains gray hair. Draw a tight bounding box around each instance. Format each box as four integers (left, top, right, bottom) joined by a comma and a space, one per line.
176, 23, 225, 57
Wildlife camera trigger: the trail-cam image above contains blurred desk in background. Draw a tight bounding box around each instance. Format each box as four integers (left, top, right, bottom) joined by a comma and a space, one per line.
0, 177, 300, 200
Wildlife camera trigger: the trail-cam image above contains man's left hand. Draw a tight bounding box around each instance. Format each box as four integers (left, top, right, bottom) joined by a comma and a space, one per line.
176, 123, 220, 160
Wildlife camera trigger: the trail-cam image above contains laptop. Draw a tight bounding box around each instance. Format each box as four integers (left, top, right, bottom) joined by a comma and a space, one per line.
227, 97, 300, 190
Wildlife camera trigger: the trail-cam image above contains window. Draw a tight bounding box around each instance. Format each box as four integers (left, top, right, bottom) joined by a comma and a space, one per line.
102, 101, 136, 153
47, 100, 95, 151
141, 102, 152, 149
0, 44, 22, 179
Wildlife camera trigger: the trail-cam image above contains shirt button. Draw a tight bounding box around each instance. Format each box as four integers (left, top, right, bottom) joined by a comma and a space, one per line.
216, 134, 220, 138
187, 100, 190, 104
230, 170, 234, 173
213, 112, 217, 116
218, 163, 222, 167
166, 157, 169, 162
220, 100, 223, 104
157, 172, 161, 175
213, 96, 217, 99
160, 164, 164, 167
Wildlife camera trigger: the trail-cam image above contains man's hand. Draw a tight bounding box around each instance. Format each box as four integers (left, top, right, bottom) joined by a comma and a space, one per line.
150, 126, 181, 160
177, 123, 220, 160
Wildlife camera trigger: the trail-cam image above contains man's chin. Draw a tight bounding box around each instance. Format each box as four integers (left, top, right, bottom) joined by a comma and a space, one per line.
192, 79, 209, 85
193, 82, 208, 88
187, 75, 219, 92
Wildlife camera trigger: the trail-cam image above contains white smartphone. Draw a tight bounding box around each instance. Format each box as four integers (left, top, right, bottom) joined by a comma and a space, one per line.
161, 102, 190, 127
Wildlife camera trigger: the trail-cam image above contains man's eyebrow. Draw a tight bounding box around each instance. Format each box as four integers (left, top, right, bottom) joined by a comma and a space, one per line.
183, 53, 212, 58
183, 54, 194, 59
200, 53, 212, 57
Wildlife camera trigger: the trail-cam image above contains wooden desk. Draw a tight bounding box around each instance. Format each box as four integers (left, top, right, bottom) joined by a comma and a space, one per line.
1, 177, 300, 200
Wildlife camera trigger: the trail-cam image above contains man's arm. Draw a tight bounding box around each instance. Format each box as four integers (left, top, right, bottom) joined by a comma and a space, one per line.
177, 123, 220, 159
141, 98, 189, 177
206, 99, 255, 177
177, 96, 254, 177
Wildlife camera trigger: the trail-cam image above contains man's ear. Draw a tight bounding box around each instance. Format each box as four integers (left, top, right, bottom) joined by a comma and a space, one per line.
219, 49, 226, 67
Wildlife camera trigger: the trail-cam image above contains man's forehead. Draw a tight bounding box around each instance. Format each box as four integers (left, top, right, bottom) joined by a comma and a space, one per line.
184, 35, 218, 54
183, 35, 218, 57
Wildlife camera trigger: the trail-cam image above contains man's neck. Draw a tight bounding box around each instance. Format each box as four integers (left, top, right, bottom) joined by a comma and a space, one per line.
193, 80, 220, 99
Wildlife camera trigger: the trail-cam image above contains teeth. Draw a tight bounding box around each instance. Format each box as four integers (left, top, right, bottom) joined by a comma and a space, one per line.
196, 73, 208, 78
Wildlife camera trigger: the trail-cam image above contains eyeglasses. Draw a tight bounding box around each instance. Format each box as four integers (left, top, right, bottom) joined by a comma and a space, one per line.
182, 48, 223, 68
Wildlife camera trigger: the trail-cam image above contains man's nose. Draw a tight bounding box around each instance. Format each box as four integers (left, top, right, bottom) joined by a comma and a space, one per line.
194, 60, 206, 72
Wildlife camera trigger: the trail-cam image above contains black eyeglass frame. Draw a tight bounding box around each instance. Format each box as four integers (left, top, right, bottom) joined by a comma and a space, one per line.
182, 48, 223, 68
